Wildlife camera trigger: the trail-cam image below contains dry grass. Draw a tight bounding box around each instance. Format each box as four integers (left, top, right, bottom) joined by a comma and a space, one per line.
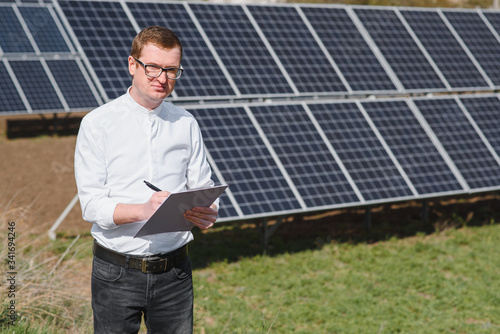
1, 199, 92, 333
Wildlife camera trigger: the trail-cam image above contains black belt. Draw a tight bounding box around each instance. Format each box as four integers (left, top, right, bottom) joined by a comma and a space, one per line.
93, 241, 188, 274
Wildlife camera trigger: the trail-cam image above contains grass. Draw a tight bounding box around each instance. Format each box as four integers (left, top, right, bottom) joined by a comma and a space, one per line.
0, 203, 93, 334
2, 194, 500, 333
191, 223, 500, 333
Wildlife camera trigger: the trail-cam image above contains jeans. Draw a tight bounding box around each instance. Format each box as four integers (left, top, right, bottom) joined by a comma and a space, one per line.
91, 255, 193, 334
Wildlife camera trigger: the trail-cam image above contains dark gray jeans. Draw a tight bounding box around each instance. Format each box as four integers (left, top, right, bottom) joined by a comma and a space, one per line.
91, 255, 193, 334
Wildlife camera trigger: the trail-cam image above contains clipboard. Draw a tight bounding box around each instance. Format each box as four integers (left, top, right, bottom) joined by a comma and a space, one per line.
134, 185, 228, 238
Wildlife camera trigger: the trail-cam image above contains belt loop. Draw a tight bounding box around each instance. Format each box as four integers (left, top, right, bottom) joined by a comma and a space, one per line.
125, 255, 130, 268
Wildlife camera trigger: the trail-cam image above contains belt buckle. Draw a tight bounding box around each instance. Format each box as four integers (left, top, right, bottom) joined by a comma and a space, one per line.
141, 256, 167, 274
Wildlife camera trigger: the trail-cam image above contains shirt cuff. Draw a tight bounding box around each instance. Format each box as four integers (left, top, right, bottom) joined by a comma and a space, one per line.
84, 200, 120, 230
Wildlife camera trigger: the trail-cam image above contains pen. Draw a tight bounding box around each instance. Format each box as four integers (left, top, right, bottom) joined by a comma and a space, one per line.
144, 180, 162, 192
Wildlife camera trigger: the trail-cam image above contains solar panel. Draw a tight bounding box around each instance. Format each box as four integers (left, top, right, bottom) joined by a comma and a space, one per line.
414, 98, 500, 190
189, 3, 295, 97
443, 11, 500, 86
308, 101, 414, 201
189, 106, 302, 217
459, 96, 500, 158
9, 60, 64, 111
354, 8, 446, 91
361, 100, 463, 195
301, 6, 397, 92
482, 12, 500, 35
207, 170, 239, 220
0, 61, 26, 113
400, 10, 488, 89
126, 1, 236, 99
58, 0, 136, 100
249, 104, 359, 207
4, 0, 500, 222
0, 6, 35, 53
247, 5, 347, 94
45, 59, 99, 109
19, 6, 70, 53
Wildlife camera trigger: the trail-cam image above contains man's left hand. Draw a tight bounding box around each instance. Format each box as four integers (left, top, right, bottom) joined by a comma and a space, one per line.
184, 205, 218, 230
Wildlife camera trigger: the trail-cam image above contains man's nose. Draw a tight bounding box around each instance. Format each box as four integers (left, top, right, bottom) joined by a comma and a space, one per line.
156, 70, 169, 83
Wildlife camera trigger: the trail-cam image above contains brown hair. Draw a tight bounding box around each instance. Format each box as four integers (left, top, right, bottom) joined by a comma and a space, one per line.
130, 26, 182, 60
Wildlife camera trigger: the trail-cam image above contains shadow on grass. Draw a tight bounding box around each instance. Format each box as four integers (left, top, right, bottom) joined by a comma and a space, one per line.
189, 193, 500, 269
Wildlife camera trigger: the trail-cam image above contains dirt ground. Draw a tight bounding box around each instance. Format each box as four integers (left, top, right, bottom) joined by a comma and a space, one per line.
0, 114, 88, 236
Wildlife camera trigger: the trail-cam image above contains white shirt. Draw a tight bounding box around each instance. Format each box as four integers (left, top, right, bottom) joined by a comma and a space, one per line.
74, 88, 215, 255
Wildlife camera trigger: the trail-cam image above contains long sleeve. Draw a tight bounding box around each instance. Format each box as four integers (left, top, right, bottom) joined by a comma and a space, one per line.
74, 116, 120, 230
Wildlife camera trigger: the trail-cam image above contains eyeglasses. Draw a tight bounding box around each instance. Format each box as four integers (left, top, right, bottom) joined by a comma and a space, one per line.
133, 57, 184, 80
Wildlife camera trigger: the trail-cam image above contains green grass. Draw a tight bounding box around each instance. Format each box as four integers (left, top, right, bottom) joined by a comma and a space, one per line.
2, 196, 500, 333
191, 223, 500, 333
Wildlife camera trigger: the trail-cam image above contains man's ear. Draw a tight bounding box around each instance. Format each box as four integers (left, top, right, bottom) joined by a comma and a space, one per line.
128, 56, 136, 76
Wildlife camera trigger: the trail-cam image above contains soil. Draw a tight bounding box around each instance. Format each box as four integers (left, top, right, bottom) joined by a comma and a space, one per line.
0, 115, 88, 236
0, 113, 93, 310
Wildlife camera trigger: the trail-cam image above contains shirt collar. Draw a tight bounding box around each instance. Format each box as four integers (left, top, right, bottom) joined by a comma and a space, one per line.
126, 86, 163, 117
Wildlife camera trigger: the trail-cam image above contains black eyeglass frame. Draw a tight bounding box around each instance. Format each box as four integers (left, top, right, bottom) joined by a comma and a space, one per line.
133, 57, 184, 80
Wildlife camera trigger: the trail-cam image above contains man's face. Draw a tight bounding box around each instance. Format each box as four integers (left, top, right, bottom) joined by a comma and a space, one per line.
128, 43, 182, 110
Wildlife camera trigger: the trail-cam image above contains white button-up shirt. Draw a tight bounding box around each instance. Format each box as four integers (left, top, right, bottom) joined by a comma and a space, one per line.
74, 89, 215, 255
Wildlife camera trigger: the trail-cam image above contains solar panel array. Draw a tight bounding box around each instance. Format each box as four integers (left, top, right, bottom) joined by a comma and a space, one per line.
194, 93, 500, 221
2, 0, 500, 222
5, 1, 500, 113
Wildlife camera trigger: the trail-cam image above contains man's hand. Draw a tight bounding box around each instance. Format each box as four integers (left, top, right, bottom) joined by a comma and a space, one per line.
113, 191, 170, 225
143, 191, 171, 219
184, 205, 218, 230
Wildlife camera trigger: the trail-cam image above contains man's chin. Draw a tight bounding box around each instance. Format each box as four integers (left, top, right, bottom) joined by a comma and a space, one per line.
151, 91, 169, 101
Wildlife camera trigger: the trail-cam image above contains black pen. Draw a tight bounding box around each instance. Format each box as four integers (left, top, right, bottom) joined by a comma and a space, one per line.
144, 180, 162, 192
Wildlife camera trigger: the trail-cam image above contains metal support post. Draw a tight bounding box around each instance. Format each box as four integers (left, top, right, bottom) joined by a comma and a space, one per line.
422, 199, 429, 223
365, 206, 372, 230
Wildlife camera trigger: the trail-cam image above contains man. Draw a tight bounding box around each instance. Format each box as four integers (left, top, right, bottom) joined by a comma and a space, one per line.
74, 26, 218, 333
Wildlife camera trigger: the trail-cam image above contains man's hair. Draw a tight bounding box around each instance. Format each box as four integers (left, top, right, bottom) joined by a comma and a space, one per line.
130, 26, 182, 60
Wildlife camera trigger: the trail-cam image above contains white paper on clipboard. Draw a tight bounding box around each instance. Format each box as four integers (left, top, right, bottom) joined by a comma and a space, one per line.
134, 185, 228, 238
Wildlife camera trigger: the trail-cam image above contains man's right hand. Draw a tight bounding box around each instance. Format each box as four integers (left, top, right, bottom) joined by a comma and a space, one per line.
113, 191, 171, 225
143, 191, 171, 219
